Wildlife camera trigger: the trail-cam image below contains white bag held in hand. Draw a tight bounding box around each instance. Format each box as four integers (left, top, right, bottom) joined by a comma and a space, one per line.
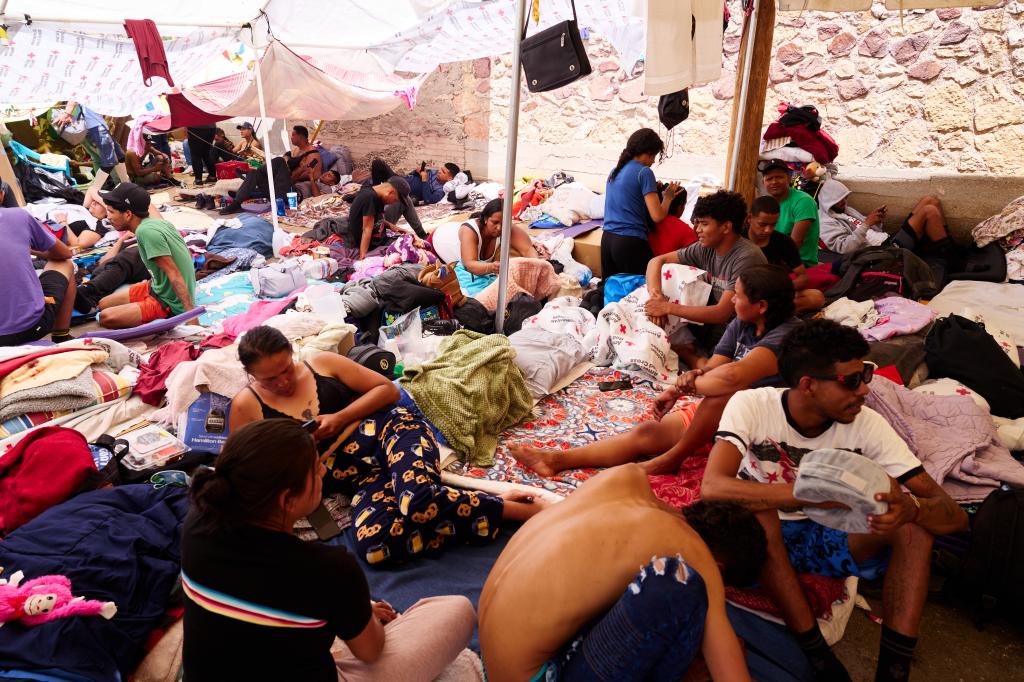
249, 260, 306, 299
57, 118, 88, 146
795, 449, 890, 534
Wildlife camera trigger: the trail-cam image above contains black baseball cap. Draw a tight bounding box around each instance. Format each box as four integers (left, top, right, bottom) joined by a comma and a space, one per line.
387, 175, 411, 201
98, 182, 151, 217
236, 121, 254, 130
759, 159, 791, 176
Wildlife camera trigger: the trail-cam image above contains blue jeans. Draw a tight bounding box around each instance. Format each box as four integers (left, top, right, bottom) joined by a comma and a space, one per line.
86, 124, 124, 170
545, 556, 708, 681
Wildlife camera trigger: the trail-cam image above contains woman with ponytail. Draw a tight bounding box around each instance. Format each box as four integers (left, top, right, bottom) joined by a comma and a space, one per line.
182, 419, 477, 682
601, 128, 682, 277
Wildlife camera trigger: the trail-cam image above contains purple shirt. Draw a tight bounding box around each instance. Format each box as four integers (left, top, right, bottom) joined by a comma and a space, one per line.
0, 208, 57, 335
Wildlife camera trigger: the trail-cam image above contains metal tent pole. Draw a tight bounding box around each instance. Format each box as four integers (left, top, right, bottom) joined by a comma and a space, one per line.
252, 41, 280, 231
494, 0, 530, 334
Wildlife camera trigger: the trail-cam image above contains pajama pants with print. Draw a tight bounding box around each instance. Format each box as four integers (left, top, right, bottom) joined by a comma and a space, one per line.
325, 406, 504, 566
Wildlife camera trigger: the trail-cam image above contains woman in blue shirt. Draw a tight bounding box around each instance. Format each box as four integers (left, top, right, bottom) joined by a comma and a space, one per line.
601, 128, 681, 277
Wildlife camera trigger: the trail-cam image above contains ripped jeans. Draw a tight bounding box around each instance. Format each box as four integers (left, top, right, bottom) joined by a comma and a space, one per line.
544, 555, 708, 681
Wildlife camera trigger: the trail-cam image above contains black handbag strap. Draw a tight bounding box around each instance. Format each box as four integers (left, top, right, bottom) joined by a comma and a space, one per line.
523, 0, 579, 39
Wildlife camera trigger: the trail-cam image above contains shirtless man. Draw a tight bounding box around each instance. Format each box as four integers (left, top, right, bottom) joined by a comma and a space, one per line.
126, 139, 178, 187
480, 464, 766, 682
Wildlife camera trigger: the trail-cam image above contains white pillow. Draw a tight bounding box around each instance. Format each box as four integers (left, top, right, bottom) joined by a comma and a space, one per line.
912, 378, 991, 411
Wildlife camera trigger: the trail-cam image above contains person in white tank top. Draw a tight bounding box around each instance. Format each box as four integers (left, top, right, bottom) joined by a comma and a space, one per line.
431, 199, 537, 296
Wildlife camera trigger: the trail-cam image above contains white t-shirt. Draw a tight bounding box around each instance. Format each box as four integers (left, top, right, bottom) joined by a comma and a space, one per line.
716, 387, 923, 520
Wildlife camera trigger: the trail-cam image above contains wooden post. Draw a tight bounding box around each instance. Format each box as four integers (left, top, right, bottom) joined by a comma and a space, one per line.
310, 119, 325, 143
0, 149, 25, 206
724, 0, 776, 205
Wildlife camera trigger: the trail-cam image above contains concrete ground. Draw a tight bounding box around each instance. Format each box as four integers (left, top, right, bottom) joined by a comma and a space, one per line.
833, 580, 1024, 681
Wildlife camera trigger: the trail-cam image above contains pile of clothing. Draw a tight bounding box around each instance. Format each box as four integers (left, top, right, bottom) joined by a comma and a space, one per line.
761, 103, 839, 165
0, 339, 139, 439
972, 194, 1024, 283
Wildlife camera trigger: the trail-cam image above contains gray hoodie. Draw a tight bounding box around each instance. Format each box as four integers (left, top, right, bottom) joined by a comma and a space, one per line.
818, 180, 886, 254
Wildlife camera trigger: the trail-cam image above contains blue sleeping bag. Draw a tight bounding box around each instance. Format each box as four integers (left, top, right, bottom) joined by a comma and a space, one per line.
207, 213, 275, 258
0, 486, 189, 681
334, 525, 814, 679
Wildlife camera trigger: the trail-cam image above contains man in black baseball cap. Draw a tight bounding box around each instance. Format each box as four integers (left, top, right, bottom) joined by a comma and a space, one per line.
759, 159, 821, 267
98, 182, 152, 217
95, 183, 197, 328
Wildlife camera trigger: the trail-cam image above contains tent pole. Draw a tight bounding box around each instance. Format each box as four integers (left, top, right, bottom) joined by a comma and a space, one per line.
725, 0, 760, 190
494, 0, 529, 334
723, 0, 775, 204
252, 42, 281, 232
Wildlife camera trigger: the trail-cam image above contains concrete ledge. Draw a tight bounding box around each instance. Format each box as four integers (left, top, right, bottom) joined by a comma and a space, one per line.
472, 141, 1020, 244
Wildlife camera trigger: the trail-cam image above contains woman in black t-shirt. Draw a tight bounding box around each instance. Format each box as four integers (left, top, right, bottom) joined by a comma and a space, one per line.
182, 419, 476, 682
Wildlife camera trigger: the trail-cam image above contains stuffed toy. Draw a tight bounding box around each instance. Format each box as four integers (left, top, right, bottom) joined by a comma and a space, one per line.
0, 570, 117, 627
802, 161, 827, 181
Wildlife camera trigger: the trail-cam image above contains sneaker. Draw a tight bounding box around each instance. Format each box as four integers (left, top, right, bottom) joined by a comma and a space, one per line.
219, 203, 242, 216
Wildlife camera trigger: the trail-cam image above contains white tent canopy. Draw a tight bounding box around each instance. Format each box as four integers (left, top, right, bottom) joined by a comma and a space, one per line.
1, 1, 645, 75
182, 41, 428, 121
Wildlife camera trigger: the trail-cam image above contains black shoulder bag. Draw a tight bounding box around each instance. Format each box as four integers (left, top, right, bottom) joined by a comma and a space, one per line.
520, 0, 592, 93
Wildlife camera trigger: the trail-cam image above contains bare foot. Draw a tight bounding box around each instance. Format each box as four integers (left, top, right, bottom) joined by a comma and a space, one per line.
509, 444, 560, 478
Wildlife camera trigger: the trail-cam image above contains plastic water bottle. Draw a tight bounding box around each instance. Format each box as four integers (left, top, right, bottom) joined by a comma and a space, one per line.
275, 197, 286, 216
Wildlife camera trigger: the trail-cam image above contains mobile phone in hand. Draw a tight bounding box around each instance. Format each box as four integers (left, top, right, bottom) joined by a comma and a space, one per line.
302, 419, 318, 433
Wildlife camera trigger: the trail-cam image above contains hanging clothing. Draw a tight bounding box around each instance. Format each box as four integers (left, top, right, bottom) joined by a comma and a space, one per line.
124, 19, 174, 86
644, 0, 723, 96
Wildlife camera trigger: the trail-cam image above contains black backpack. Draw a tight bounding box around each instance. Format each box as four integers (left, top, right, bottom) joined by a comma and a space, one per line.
924, 314, 1024, 419
347, 344, 396, 377
959, 486, 1024, 625
824, 246, 938, 303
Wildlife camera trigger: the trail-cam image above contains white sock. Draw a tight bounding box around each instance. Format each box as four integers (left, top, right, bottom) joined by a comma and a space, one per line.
113, 162, 129, 184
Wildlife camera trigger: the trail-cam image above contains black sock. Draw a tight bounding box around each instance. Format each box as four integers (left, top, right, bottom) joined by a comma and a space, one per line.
50, 329, 74, 343
876, 626, 916, 682
795, 624, 851, 682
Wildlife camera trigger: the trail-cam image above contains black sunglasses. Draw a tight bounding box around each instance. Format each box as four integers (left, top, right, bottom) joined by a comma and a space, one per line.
807, 362, 876, 391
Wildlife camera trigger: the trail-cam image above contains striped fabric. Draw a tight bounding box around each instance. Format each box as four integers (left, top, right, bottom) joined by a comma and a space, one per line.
181, 572, 327, 629
0, 370, 133, 439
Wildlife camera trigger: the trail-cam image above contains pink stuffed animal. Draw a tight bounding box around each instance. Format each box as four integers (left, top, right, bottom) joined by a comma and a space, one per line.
0, 570, 117, 627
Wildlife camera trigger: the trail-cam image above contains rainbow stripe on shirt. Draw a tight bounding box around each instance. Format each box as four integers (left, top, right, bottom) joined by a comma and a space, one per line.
181, 572, 327, 629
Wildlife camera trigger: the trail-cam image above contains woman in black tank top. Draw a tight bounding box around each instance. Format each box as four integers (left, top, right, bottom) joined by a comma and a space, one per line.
228, 326, 547, 566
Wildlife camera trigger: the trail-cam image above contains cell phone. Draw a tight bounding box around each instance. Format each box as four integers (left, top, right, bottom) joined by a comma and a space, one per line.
307, 502, 342, 541
598, 379, 633, 392
301, 419, 318, 433
308, 158, 319, 169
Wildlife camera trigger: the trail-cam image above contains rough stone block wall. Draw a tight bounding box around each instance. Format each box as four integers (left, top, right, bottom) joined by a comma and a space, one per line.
319, 0, 1024, 187
315, 64, 474, 174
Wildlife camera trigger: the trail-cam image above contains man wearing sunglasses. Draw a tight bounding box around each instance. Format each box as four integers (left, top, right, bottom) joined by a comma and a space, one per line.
701, 319, 967, 682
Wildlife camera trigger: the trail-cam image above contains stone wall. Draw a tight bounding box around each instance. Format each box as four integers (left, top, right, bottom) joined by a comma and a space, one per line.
319, 0, 1024, 190
316, 63, 476, 173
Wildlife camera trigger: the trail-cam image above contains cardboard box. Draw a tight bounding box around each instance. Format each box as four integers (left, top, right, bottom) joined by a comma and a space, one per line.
178, 391, 231, 453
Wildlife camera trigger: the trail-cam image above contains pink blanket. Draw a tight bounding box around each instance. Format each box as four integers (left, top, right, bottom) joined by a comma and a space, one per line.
473, 258, 560, 312
866, 377, 1024, 502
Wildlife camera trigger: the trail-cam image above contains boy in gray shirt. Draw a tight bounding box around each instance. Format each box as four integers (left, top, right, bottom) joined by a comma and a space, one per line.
644, 190, 766, 366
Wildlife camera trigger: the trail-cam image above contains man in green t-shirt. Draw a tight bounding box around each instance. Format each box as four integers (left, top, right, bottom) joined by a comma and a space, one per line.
96, 183, 197, 328
761, 160, 820, 266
